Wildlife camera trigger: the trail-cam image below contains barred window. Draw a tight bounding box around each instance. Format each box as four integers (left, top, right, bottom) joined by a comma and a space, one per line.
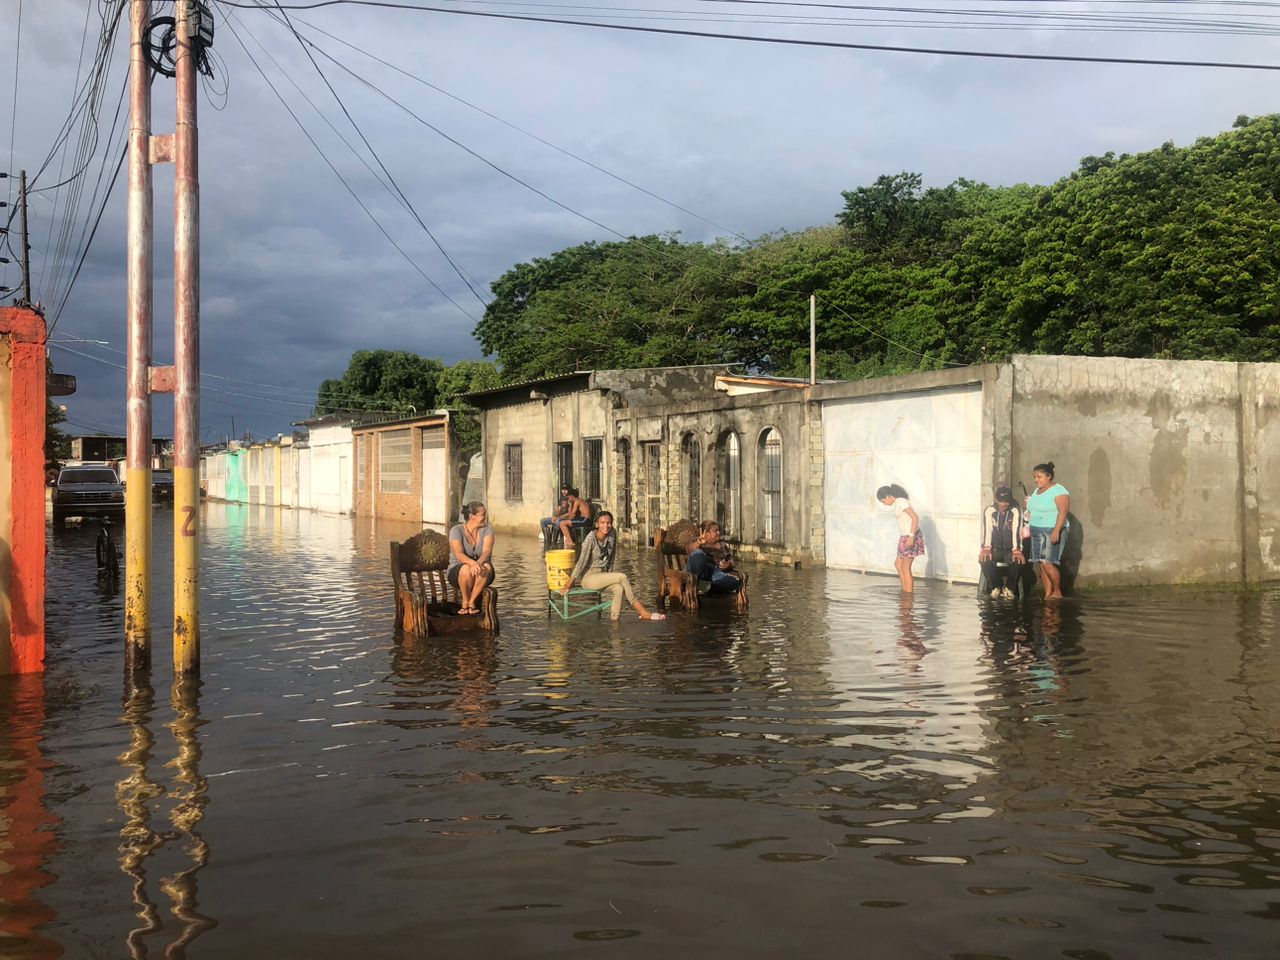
583, 437, 603, 500
760, 428, 783, 542
682, 432, 700, 522
356, 435, 366, 492
504, 443, 523, 501
716, 430, 740, 537
379, 429, 412, 494
556, 442, 574, 491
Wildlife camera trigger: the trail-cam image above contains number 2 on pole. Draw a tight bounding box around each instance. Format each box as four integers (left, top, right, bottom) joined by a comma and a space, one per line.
182, 506, 197, 537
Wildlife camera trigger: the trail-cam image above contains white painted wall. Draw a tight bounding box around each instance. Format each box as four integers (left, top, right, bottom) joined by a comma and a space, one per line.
307, 423, 354, 515
296, 446, 312, 511
822, 385, 983, 582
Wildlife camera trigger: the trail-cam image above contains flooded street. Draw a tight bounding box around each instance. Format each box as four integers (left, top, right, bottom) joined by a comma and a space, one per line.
3, 502, 1279, 958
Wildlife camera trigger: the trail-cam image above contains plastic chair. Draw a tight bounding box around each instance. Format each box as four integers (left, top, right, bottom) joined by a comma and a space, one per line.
548, 587, 611, 620
976, 560, 1029, 600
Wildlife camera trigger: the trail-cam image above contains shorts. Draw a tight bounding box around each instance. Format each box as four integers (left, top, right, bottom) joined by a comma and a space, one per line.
447, 562, 494, 588
896, 530, 925, 559
1029, 526, 1067, 565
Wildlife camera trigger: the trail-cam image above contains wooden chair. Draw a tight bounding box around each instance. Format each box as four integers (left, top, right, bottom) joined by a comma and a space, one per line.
391, 534, 499, 638
654, 523, 749, 613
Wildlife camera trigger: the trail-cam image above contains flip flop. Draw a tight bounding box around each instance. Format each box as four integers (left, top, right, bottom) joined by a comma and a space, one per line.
644, 612, 666, 621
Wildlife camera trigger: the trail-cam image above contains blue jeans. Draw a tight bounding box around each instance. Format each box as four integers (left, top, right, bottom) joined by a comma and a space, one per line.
541, 518, 562, 543
687, 549, 741, 594
1029, 526, 1067, 565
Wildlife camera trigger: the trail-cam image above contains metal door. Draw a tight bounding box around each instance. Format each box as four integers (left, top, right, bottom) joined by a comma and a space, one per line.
640, 441, 662, 545
421, 427, 447, 525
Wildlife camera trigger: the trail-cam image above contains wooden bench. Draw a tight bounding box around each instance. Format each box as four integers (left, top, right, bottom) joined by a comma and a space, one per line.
391, 533, 499, 638
654, 523, 749, 613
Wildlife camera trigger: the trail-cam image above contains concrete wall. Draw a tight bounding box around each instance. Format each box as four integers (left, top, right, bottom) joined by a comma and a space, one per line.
1009, 355, 1255, 587
1245, 363, 1280, 580
483, 398, 568, 532
308, 423, 353, 515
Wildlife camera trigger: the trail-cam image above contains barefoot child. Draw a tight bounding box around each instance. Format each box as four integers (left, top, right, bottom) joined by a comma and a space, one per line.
877, 484, 923, 593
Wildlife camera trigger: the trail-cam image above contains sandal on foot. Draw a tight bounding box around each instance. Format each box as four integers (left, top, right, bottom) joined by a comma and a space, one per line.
643, 612, 666, 621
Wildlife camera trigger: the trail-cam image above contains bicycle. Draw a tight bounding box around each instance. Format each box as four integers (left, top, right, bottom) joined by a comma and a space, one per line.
97, 517, 121, 580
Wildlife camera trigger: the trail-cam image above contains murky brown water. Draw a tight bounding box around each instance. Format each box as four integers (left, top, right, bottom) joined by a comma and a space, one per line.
3, 503, 1279, 958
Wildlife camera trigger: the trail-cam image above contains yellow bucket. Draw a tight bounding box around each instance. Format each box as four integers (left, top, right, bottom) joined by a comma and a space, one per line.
545, 548, 577, 590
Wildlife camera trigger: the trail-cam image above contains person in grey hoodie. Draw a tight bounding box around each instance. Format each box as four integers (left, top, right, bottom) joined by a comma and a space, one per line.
560, 511, 666, 621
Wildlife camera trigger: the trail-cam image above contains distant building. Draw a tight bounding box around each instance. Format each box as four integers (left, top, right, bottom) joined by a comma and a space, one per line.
351, 412, 462, 527
70, 434, 171, 464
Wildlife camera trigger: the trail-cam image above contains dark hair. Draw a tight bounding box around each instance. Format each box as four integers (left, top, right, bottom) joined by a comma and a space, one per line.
700, 520, 720, 534
596, 510, 614, 525
569, 487, 580, 497
1032, 462, 1055, 479
876, 484, 909, 500
462, 501, 486, 519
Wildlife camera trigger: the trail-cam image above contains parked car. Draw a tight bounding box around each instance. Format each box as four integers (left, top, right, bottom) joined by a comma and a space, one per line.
52, 465, 125, 523
152, 470, 175, 501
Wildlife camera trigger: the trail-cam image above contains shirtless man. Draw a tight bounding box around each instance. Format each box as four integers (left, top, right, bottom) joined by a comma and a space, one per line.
558, 489, 593, 545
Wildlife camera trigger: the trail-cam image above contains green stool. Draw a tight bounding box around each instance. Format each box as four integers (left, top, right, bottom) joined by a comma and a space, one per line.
548, 588, 611, 620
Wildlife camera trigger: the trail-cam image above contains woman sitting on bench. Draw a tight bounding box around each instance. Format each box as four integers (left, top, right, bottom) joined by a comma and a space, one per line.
560, 512, 665, 622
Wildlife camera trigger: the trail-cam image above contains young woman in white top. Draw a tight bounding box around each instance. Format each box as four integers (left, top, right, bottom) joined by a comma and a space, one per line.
877, 484, 923, 594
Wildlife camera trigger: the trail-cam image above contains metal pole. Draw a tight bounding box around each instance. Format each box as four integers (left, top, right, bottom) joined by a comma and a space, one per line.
173, 0, 201, 673
18, 171, 31, 305
125, 0, 154, 671
809, 294, 816, 386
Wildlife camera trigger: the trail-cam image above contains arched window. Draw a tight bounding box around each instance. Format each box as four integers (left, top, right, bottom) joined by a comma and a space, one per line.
759, 427, 783, 542
715, 430, 741, 537
681, 432, 701, 522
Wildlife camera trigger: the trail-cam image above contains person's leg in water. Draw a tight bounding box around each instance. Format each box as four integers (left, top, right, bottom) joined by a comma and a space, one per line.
467, 562, 493, 612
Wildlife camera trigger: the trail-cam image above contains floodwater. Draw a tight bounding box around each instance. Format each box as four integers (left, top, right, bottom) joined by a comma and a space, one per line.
3, 503, 1279, 959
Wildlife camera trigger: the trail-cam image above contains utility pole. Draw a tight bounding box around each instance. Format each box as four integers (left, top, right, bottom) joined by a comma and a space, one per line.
172, 0, 202, 674
125, 0, 154, 672
18, 171, 31, 305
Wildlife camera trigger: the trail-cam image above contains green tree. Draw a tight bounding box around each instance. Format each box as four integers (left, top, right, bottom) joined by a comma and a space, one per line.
315, 350, 445, 417
46, 397, 70, 463
436, 359, 502, 458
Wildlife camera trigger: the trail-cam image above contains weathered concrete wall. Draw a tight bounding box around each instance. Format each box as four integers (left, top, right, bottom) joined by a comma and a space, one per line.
483, 398, 560, 532
1, 307, 47, 675
1010, 355, 1251, 586
612, 388, 814, 563
1243, 363, 1279, 579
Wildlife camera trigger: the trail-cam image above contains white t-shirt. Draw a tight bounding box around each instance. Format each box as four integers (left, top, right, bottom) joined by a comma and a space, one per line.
894, 498, 915, 535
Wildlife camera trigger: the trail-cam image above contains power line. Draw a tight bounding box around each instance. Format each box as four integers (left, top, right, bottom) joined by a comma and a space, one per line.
223, 13, 482, 322
261, 0, 491, 307
215, 0, 1280, 70
284, 12, 750, 241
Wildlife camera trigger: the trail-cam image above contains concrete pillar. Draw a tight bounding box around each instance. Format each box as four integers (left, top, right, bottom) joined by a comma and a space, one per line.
1238, 363, 1263, 583
0, 307, 48, 675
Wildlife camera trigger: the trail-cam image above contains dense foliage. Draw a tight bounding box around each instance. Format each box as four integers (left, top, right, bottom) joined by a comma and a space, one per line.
315, 351, 500, 457
477, 115, 1280, 381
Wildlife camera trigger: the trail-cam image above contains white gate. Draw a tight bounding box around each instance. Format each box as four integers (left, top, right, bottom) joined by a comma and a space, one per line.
822, 384, 983, 582
421, 426, 447, 525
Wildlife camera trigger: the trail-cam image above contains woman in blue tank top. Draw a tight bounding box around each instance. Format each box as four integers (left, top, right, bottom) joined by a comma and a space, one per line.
1026, 461, 1070, 599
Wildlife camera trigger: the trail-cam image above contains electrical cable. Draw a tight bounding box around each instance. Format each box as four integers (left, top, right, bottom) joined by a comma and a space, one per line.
223, 14, 482, 322
261, 0, 491, 307
214, 0, 1280, 70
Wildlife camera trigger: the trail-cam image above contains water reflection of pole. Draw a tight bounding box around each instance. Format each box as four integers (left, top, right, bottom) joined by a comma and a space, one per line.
160, 677, 216, 957
116, 676, 163, 957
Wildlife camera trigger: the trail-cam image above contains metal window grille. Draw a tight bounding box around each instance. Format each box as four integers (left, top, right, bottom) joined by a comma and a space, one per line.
761, 428, 782, 542
618, 440, 632, 528
504, 443, 523, 501
356, 435, 366, 492
717, 432, 740, 537
583, 437, 603, 500
379, 429, 412, 494
556, 442, 574, 491
420, 426, 446, 449
683, 433, 700, 522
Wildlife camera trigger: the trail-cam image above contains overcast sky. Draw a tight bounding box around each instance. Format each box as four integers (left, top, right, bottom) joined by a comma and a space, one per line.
5, 0, 1279, 442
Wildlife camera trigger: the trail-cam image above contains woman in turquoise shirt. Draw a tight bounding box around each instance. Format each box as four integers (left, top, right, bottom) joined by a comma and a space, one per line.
1027, 462, 1070, 599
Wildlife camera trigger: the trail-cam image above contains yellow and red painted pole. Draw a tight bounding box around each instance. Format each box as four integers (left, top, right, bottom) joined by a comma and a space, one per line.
125, 0, 154, 671
173, 0, 202, 673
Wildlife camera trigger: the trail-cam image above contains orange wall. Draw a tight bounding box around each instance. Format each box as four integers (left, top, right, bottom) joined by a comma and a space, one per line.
1, 307, 47, 675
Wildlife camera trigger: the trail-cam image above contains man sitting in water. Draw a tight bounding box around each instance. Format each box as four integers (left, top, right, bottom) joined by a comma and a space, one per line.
686, 520, 741, 594
541, 484, 572, 546
557, 489, 593, 545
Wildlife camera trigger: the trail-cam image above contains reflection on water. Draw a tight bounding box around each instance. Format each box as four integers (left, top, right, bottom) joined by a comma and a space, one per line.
3, 505, 1277, 956
115, 677, 216, 958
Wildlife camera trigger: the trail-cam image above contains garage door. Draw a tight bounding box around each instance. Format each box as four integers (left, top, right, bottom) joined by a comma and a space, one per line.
822, 385, 983, 582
